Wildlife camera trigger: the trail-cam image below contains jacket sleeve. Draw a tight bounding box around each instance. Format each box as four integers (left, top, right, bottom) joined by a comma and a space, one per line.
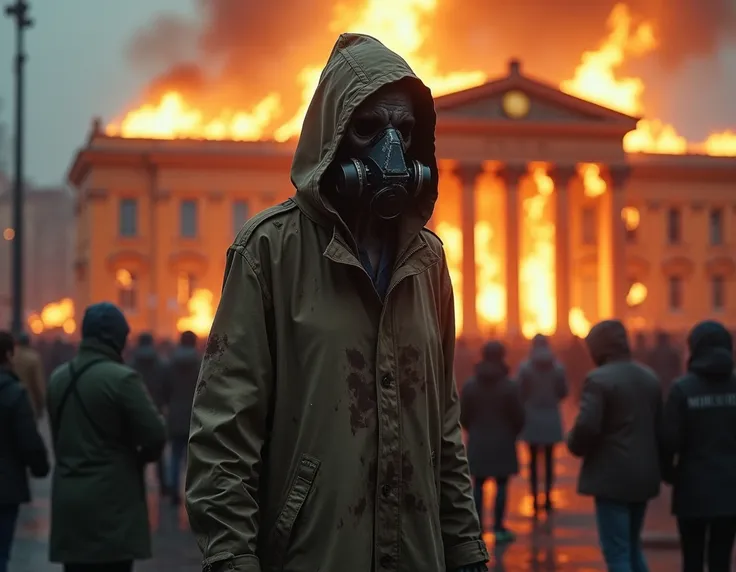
508, 382, 525, 436
185, 246, 273, 572
567, 375, 604, 457
437, 253, 489, 570
12, 387, 50, 478
661, 383, 684, 484
118, 371, 167, 463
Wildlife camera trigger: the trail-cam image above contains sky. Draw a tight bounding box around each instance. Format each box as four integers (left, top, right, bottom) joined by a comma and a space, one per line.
0, 1, 195, 186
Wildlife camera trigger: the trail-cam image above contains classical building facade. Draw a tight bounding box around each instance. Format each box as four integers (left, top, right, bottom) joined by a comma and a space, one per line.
68, 61, 736, 339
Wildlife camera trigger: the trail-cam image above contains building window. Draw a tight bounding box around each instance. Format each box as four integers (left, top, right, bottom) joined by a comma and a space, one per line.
709, 208, 724, 245
581, 206, 596, 245
668, 276, 683, 311
119, 198, 138, 237
712, 275, 725, 312
177, 272, 197, 305
232, 200, 249, 237
180, 200, 198, 238
667, 207, 681, 244
116, 269, 138, 312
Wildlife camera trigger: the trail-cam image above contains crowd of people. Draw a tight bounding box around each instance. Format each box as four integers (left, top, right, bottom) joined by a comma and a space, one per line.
0, 302, 203, 572
460, 319, 736, 572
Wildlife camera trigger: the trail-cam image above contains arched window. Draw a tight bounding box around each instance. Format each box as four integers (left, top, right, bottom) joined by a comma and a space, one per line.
116, 269, 138, 312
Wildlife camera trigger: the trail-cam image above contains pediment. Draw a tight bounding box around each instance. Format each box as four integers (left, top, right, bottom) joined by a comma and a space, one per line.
434, 61, 639, 130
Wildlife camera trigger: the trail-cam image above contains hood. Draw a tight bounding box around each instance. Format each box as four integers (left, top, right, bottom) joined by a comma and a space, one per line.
81, 302, 130, 355
687, 320, 734, 379
529, 334, 555, 369
291, 33, 438, 250
476, 341, 509, 382
585, 319, 631, 366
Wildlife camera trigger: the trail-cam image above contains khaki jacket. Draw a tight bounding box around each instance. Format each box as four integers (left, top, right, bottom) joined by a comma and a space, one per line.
14, 346, 45, 418
186, 33, 488, 572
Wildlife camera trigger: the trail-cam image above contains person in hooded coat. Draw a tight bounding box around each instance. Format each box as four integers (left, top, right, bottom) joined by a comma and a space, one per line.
568, 319, 661, 572
517, 334, 568, 515
46, 303, 167, 572
662, 321, 736, 572
461, 341, 524, 543
186, 33, 488, 572
648, 330, 682, 397
128, 332, 168, 497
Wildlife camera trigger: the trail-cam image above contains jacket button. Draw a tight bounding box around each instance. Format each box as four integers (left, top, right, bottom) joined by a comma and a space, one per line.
380, 555, 394, 568
381, 484, 392, 497
381, 374, 393, 388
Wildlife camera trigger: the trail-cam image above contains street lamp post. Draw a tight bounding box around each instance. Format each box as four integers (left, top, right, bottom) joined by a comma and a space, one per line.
4, 1, 32, 335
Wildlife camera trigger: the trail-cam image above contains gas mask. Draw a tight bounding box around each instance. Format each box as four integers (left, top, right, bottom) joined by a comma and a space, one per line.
333, 128, 432, 220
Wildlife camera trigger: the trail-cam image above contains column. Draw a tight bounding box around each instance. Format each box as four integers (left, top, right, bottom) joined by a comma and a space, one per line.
456, 163, 483, 339
610, 167, 630, 319
598, 166, 630, 319
498, 164, 526, 338
550, 165, 577, 337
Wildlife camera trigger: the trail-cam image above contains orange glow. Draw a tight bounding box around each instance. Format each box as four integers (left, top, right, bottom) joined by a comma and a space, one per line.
579, 163, 607, 198
3, 228, 14, 241
28, 298, 77, 335
569, 308, 592, 338
700, 130, 736, 157
177, 289, 216, 338
520, 165, 556, 338
626, 282, 647, 306
435, 220, 463, 335
116, 269, 133, 288
621, 206, 640, 230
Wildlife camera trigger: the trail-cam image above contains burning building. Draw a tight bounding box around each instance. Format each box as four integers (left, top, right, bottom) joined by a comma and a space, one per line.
67, 3, 736, 340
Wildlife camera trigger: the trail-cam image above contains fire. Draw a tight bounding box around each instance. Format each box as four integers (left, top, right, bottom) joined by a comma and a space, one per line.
27, 298, 76, 335
627, 282, 647, 306
519, 165, 556, 339
621, 206, 640, 230
700, 131, 736, 157
569, 308, 591, 339
176, 289, 216, 338
579, 163, 607, 198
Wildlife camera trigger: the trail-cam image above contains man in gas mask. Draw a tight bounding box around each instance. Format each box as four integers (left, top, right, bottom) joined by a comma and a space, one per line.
186, 33, 488, 572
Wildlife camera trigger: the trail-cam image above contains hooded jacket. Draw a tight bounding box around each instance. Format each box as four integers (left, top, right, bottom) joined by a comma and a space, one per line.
46, 303, 166, 563
662, 320, 736, 518
567, 320, 662, 503
185, 34, 487, 572
128, 334, 166, 410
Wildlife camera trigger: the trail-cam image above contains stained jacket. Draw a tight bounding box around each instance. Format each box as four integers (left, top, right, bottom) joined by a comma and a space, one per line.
47, 304, 166, 564
0, 366, 49, 505
461, 344, 524, 478
129, 337, 166, 411
162, 345, 201, 438
568, 320, 662, 503
14, 345, 46, 418
518, 339, 567, 445
662, 321, 736, 518
186, 33, 488, 572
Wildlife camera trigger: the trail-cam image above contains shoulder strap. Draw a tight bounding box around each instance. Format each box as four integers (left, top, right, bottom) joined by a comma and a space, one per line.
51, 358, 107, 443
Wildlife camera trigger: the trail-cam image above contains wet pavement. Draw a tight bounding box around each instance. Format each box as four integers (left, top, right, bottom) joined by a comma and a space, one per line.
8, 420, 683, 571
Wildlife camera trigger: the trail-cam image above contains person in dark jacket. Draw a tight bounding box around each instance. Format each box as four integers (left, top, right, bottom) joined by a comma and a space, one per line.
461, 341, 524, 543
162, 330, 201, 506
648, 330, 682, 397
0, 331, 49, 572
518, 334, 568, 515
568, 319, 662, 572
128, 332, 169, 497
47, 303, 166, 572
662, 320, 736, 572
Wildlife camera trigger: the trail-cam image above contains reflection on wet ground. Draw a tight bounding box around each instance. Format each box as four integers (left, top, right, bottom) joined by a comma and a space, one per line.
9, 422, 682, 571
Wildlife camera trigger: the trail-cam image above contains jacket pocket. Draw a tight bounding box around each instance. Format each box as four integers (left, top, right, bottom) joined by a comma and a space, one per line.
269, 454, 321, 569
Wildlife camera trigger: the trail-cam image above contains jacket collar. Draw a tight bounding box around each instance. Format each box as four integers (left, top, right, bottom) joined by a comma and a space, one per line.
79, 338, 123, 363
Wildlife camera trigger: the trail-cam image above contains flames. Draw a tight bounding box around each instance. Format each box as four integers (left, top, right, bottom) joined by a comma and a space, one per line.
103, 1, 735, 339
28, 298, 76, 335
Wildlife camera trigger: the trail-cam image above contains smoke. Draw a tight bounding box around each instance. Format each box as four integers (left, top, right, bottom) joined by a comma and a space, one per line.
125, 0, 736, 129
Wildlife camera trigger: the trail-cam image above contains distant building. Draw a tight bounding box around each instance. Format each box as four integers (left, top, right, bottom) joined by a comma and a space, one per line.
67, 62, 736, 340
0, 174, 76, 329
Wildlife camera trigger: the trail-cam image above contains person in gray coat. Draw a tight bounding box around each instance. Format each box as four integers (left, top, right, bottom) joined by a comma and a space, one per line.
161, 330, 202, 506
461, 341, 525, 543
517, 334, 568, 515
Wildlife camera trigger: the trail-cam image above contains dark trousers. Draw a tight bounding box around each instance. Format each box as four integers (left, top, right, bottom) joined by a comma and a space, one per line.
170, 435, 188, 501
594, 498, 649, 572
0, 505, 19, 572
677, 516, 736, 572
64, 562, 133, 572
528, 443, 555, 505
473, 476, 509, 532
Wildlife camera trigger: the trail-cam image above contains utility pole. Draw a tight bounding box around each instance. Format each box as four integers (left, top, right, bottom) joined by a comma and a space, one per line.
4, 1, 32, 335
